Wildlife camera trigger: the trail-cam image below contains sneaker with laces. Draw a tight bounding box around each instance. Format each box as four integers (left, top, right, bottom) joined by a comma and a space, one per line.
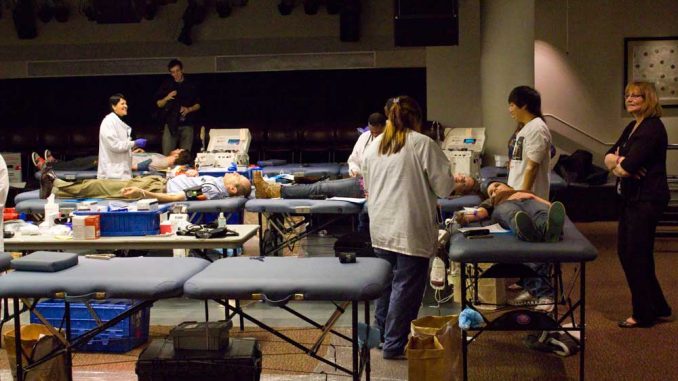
534, 296, 555, 313
430, 257, 446, 290
545, 201, 566, 242
44, 149, 55, 163
508, 290, 536, 306
31, 152, 46, 170
513, 211, 542, 242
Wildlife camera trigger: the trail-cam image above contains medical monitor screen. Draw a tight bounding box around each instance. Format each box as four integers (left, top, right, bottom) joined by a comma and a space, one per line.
227, 139, 240, 145
463, 138, 476, 144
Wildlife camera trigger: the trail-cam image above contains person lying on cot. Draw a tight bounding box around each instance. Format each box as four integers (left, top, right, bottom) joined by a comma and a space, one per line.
456, 181, 566, 242
252, 171, 479, 199
32, 149, 192, 172
40, 168, 251, 202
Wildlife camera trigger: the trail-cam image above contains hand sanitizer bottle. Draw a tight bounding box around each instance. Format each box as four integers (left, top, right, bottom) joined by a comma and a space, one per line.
217, 212, 227, 228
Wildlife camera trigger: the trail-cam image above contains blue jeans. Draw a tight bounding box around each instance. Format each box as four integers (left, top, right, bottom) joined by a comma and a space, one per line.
374, 248, 429, 356
493, 199, 552, 298
280, 177, 363, 199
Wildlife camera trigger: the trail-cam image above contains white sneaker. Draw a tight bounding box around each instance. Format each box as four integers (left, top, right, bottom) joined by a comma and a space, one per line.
507, 290, 535, 306
430, 257, 446, 290
534, 297, 555, 313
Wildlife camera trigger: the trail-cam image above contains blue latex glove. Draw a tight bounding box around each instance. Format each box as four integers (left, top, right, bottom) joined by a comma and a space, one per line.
459, 308, 484, 330
134, 138, 147, 148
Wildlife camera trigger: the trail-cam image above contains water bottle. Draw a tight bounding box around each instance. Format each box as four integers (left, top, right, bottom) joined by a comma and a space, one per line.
217, 212, 227, 228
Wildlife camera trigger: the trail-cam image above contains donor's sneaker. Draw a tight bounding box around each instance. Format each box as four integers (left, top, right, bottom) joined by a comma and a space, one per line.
31, 152, 46, 170
508, 290, 536, 306
430, 257, 446, 290
513, 211, 542, 242
534, 296, 555, 313
545, 201, 566, 242
508, 291, 555, 313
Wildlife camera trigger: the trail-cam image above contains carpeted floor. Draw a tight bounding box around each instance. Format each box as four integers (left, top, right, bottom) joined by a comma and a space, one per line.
1, 221, 677, 380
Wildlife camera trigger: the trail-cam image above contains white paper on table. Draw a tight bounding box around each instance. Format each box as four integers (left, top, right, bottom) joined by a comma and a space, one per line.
458, 223, 510, 234
326, 197, 366, 204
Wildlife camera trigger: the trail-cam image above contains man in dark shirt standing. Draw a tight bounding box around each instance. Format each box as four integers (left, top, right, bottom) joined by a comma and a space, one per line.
155, 59, 201, 155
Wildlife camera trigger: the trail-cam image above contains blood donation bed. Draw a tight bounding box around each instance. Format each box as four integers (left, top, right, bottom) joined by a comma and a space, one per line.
34, 170, 154, 182
260, 163, 342, 179
0, 255, 210, 381
183, 256, 392, 381
448, 219, 597, 381
245, 198, 364, 256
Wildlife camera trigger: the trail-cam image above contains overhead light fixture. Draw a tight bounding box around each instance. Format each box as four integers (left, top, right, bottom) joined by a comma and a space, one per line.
216, 0, 232, 18
278, 0, 294, 16
178, 0, 206, 45
303, 0, 318, 15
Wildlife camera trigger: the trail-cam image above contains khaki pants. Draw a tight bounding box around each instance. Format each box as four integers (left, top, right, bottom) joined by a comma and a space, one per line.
54, 176, 167, 199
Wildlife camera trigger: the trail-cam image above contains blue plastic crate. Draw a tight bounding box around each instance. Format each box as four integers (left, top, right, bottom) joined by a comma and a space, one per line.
30, 299, 151, 353
74, 205, 170, 236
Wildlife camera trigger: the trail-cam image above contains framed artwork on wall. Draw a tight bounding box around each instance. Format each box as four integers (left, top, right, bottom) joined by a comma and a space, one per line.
624, 36, 678, 107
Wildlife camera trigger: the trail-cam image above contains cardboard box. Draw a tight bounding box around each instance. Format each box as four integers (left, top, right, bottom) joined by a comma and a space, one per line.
72, 215, 100, 240
452, 262, 506, 309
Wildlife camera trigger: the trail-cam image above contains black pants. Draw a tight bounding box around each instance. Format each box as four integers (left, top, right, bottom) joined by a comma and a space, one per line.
617, 199, 671, 324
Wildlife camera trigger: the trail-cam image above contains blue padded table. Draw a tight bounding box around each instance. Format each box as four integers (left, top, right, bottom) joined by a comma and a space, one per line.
448, 219, 597, 381
245, 199, 364, 256
14, 189, 40, 204
0, 252, 10, 272
261, 163, 341, 178
0, 256, 210, 381
184, 256, 391, 381
480, 166, 567, 195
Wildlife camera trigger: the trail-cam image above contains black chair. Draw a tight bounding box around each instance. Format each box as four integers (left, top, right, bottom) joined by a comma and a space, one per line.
299, 124, 334, 163
263, 128, 298, 163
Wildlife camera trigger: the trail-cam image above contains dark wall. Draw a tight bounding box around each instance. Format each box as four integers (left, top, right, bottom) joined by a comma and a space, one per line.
0, 68, 426, 180
0, 68, 426, 130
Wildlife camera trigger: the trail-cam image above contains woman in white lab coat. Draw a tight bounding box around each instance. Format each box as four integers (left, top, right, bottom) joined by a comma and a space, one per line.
97, 94, 146, 179
362, 96, 455, 359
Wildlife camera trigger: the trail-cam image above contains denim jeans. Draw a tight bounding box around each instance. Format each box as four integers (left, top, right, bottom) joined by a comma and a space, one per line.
493, 199, 552, 298
373, 248, 429, 356
280, 177, 363, 199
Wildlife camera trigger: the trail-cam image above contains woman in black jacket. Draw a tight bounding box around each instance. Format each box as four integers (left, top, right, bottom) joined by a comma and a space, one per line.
604, 81, 671, 328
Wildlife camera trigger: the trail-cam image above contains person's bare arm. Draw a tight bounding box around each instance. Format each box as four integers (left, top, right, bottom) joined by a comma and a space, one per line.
520, 159, 539, 191
180, 103, 201, 117
156, 90, 177, 108
121, 186, 186, 203
456, 207, 489, 225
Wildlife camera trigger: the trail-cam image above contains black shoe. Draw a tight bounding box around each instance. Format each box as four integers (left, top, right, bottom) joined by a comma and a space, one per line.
545, 201, 566, 242
39, 168, 57, 199
514, 211, 541, 242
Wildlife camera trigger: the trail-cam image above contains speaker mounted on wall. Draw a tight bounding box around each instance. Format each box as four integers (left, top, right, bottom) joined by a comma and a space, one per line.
394, 0, 458, 47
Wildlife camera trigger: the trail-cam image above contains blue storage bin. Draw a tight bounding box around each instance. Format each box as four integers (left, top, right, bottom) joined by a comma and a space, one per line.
30, 299, 151, 353
74, 205, 170, 236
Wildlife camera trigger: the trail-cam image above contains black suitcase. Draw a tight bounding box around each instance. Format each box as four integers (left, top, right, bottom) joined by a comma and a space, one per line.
136, 337, 262, 381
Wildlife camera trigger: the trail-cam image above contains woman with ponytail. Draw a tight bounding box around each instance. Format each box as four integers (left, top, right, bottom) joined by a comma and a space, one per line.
362, 96, 455, 359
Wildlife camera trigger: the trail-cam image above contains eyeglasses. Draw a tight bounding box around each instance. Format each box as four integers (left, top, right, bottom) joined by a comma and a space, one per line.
625, 93, 644, 99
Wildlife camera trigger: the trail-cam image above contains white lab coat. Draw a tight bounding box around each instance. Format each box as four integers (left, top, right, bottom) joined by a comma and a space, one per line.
363, 131, 455, 258
97, 112, 134, 179
347, 131, 375, 177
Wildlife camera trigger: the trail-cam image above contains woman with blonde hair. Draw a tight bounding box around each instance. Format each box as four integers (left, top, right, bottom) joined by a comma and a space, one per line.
362, 96, 455, 359
604, 81, 671, 328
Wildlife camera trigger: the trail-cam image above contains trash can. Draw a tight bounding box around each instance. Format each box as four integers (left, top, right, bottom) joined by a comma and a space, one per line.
3, 324, 68, 381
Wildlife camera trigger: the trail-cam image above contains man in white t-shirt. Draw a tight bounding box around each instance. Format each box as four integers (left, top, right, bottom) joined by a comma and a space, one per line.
506, 86, 552, 200
505, 85, 554, 311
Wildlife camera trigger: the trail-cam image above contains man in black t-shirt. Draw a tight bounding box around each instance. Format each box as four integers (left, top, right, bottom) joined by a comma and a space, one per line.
154, 59, 201, 155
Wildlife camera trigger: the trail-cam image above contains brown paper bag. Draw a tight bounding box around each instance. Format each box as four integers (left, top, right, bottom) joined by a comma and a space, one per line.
3, 324, 68, 381
407, 315, 462, 381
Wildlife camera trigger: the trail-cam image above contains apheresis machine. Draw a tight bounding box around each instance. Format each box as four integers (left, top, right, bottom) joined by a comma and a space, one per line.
195, 128, 252, 170
441, 127, 486, 179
